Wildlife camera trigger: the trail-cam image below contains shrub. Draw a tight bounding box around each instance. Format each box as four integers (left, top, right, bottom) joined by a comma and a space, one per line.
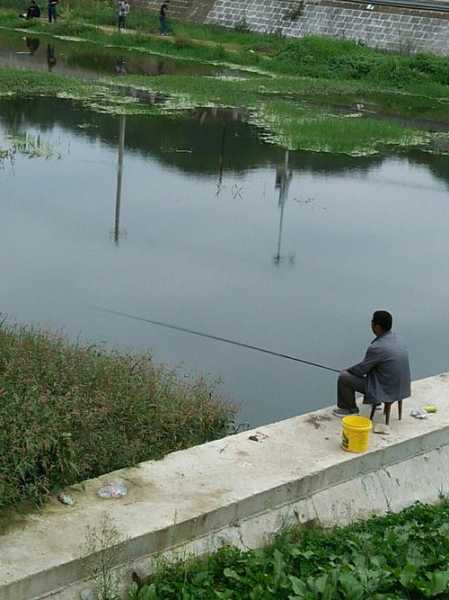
272, 35, 449, 87
0, 324, 235, 508
411, 53, 449, 85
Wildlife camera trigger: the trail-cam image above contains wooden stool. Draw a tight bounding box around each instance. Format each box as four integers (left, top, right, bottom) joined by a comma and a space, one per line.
370, 400, 402, 425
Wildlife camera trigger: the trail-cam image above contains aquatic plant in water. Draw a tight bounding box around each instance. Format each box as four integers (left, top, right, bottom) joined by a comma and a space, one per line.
0, 132, 61, 164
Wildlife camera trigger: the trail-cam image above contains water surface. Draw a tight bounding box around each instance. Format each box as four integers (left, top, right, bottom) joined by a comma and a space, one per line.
0, 29, 246, 79
1, 96, 448, 426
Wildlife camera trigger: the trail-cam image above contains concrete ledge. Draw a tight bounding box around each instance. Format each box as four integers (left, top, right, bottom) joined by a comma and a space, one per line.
1, 373, 448, 600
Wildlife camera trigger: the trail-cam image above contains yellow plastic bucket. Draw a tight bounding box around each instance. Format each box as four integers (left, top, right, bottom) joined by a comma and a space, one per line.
341, 415, 372, 453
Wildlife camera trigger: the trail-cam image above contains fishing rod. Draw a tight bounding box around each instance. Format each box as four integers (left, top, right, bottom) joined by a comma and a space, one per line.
93, 306, 340, 374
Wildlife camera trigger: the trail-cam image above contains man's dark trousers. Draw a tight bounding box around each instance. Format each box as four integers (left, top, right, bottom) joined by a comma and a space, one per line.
337, 370, 366, 411
48, 4, 56, 22
160, 15, 168, 33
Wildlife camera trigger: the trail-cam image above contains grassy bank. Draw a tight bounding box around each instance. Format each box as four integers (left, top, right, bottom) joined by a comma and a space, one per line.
1, 67, 444, 155
0, 323, 235, 509
130, 501, 449, 599
1, 5, 449, 155
2, 2, 449, 154
2, 0, 449, 93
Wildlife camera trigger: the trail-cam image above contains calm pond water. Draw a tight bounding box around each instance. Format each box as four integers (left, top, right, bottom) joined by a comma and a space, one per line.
1, 96, 449, 426
0, 29, 247, 79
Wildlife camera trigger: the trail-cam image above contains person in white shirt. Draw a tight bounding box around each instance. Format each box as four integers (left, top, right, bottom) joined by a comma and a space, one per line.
117, 0, 129, 31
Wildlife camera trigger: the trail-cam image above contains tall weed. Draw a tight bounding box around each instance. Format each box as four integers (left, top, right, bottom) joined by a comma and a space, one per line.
0, 324, 235, 508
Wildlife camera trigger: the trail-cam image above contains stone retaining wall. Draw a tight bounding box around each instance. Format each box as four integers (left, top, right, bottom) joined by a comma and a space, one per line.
205, 0, 449, 55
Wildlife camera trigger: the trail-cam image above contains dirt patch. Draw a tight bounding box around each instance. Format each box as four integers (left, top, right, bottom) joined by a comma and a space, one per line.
305, 414, 332, 430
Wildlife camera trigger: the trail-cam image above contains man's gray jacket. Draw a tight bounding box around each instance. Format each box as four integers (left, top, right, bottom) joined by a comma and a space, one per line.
348, 331, 411, 405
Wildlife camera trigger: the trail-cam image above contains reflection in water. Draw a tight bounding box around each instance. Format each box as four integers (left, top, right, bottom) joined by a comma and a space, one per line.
0, 30, 252, 80
47, 44, 56, 72
274, 150, 293, 266
114, 115, 126, 246
217, 123, 226, 197
115, 57, 127, 76
188, 108, 248, 198
0, 130, 62, 163
25, 37, 40, 55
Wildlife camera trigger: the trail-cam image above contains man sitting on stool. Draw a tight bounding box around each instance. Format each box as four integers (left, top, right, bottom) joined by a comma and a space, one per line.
333, 310, 411, 418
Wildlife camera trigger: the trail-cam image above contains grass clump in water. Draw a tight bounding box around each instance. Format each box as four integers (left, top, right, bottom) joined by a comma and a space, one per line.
113, 75, 432, 155
0, 66, 91, 98
254, 99, 428, 155
0, 323, 235, 509
130, 501, 449, 599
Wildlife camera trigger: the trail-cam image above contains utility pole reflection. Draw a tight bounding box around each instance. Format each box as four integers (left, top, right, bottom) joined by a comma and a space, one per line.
216, 123, 227, 197
114, 115, 126, 246
274, 150, 293, 266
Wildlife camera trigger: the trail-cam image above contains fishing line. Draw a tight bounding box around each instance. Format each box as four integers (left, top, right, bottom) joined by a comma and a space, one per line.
93, 306, 340, 374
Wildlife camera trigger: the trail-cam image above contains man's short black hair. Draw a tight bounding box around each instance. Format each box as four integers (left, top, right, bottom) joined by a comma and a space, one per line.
372, 310, 393, 332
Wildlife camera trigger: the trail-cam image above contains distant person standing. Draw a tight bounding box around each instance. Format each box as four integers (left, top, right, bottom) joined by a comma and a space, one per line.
117, 0, 129, 31
48, 0, 57, 23
159, 0, 170, 35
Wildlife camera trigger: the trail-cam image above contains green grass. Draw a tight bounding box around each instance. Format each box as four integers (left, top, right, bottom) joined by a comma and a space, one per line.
271, 36, 449, 85
255, 99, 427, 155
129, 501, 449, 599
0, 67, 167, 116
1, 0, 287, 48
0, 323, 235, 509
111, 75, 438, 154
0, 68, 443, 155
0, 65, 92, 97
0, 8, 260, 70
2, 2, 449, 94
0, 14, 448, 154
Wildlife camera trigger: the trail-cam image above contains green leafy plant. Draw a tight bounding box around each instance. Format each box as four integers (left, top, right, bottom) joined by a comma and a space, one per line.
130, 502, 449, 599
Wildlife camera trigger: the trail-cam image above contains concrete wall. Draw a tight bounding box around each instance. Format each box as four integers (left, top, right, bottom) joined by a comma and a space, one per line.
205, 0, 449, 55
130, 0, 449, 55
1, 373, 449, 599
